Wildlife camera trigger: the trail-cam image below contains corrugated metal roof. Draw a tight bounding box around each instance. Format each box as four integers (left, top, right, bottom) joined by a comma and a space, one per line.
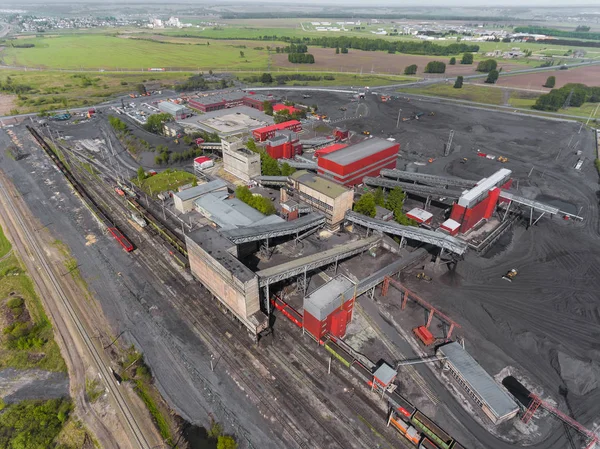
173, 179, 227, 202
458, 168, 512, 208
406, 208, 433, 222
291, 170, 349, 199
373, 362, 397, 386
254, 120, 301, 134
304, 275, 355, 321
437, 342, 518, 419
158, 102, 187, 113
441, 218, 460, 230
194, 193, 265, 229
320, 137, 398, 166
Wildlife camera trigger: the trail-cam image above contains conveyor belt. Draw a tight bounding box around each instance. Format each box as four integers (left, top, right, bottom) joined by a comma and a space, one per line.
222, 213, 325, 244
380, 169, 477, 189
363, 177, 463, 199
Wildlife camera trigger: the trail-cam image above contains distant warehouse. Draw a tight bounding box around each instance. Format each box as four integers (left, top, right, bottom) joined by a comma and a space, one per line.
253, 120, 302, 142
437, 342, 518, 424
187, 92, 275, 113
158, 101, 190, 120
317, 137, 400, 186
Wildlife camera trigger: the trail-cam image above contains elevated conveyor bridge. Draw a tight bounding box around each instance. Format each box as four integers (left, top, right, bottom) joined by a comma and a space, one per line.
363, 177, 463, 200
380, 169, 477, 189
222, 213, 325, 244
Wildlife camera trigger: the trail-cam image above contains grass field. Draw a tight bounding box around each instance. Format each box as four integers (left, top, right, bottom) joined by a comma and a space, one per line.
0, 226, 66, 372
0, 225, 10, 259
237, 71, 417, 86
2, 34, 271, 70
135, 169, 197, 196
398, 83, 505, 105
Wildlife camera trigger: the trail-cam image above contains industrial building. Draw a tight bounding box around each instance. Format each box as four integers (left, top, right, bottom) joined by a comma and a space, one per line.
185, 227, 268, 336
157, 101, 190, 120
194, 193, 284, 230
172, 179, 228, 213
187, 92, 275, 113
303, 275, 356, 340
317, 138, 400, 186
273, 104, 301, 115
439, 218, 461, 236
449, 168, 512, 234
252, 120, 302, 142
315, 142, 347, 158
265, 130, 303, 160
406, 208, 433, 225
334, 127, 349, 141
286, 170, 353, 229
437, 342, 519, 424
179, 106, 272, 138
222, 136, 261, 181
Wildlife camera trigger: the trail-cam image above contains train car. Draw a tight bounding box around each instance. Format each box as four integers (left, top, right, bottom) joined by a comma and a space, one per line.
108, 227, 134, 252
350, 360, 373, 383
419, 438, 439, 449
388, 410, 420, 445
388, 392, 416, 420
411, 411, 453, 449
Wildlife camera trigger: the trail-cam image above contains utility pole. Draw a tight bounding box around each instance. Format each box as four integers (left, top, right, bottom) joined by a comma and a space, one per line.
396, 108, 402, 128
444, 130, 454, 157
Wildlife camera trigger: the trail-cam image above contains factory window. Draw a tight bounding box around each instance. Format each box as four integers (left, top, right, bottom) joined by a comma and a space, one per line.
447, 365, 483, 408
297, 191, 333, 212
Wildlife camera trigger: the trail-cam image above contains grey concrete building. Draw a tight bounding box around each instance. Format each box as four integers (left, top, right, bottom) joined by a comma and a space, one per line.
222, 135, 261, 181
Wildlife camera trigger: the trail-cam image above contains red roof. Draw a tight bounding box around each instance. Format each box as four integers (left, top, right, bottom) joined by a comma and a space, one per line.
315, 143, 348, 157
273, 104, 300, 114
254, 120, 301, 134
194, 156, 211, 164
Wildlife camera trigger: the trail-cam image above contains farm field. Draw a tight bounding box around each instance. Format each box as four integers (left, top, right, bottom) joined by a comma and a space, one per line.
272, 47, 524, 75
491, 64, 600, 89
1, 34, 271, 70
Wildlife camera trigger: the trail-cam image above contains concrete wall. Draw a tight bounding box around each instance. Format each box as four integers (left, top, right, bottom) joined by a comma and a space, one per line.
294, 183, 353, 229
223, 140, 261, 181
186, 238, 260, 331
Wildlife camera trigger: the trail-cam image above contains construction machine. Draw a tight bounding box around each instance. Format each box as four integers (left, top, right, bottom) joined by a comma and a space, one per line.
416, 272, 432, 282
498, 156, 508, 163
361, 130, 371, 136
460, 157, 468, 164
428, 112, 435, 116
502, 269, 518, 282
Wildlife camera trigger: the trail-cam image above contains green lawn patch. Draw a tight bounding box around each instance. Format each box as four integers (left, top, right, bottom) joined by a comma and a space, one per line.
0, 224, 10, 259
135, 169, 197, 196
398, 83, 504, 105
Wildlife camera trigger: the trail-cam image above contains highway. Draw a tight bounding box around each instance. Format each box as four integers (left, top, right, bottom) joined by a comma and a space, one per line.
0, 174, 151, 449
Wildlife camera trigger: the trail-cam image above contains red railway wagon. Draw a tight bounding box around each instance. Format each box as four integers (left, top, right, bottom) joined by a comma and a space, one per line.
108, 227, 134, 252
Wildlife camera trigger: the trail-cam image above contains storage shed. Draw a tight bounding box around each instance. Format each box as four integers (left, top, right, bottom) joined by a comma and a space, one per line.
406, 208, 433, 225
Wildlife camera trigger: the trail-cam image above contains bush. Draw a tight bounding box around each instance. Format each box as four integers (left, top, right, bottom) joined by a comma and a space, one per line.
404, 64, 418, 75
461, 53, 474, 64
424, 61, 446, 73
476, 59, 498, 73
108, 116, 128, 132
449, 57, 456, 65
7, 297, 24, 310
454, 76, 464, 88
544, 76, 556, 88
485, 69, 499, 84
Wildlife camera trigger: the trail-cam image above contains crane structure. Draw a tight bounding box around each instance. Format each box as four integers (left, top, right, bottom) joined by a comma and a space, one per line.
522, 393, 598, 449
444, 130, 455, 157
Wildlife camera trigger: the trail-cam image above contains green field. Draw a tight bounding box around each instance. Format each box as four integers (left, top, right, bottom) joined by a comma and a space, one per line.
398, 83, 505, 105
135, 169, 197, 196
2, 34, 271, 70
0, 224, 10, 259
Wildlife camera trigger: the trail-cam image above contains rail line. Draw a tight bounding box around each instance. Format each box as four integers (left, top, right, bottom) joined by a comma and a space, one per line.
0, 176, 150, 449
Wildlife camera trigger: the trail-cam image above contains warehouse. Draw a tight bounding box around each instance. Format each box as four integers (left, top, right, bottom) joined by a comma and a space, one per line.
265, 130, 302, 160
252, 120, 302, 142
172, 179, 228, 213
157, 101, 190, 120
317, 138, 400, 186
222, 136, 261, 181
315, 142, 347, 158
286, 170, 353, 229
437, 342, 519, 424
303, 275, 356, 340
187, 92, 275, 113
179, 106, 272, 138
185, 227, 268, 337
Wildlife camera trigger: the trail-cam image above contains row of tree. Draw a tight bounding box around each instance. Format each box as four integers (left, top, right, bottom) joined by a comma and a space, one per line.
514, 26, 600, 42
287, 53, 315, 63
533, 83, 600, 112
282, 43, 308, 53
353, 187, 417, 226
235, 185, 276, 215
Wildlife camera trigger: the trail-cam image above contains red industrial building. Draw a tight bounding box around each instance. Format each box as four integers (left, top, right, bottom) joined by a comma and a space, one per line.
334, 127, 349, 141
450, 168, 513, 234
314, 142, 347, 158
317, 137, 400, 186
187, 92, 275, 113
303, 275, 356, 340
252, 120, 302, 142
406, 208, 433, 225
273, 104, 301, 115
265, 131, 303, 160
439, 218, 461, 236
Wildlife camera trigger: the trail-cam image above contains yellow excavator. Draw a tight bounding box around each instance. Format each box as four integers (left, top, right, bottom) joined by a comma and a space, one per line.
416, 272, 432, 282
502, 268, 518, 282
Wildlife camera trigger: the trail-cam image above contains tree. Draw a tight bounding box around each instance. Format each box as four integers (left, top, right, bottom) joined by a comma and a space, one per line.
260, 73, 273, 83
373, 187, 385, 207
341, 47, 348, 54
385, 187, 406, 212
485, 69, 499, 84
263, 101, 274, 116
449, 57, 456, 65
144, 113, 172, 134
280, 162, 296, 176
404, 64, 418, 75
461, 53, 474, 64
424, 61, 446, 74
335, 47, 340, 54
354, 193, 377, 218
217, 435, 238, 449
476, 59, 498, 73
239, 51, 245, 58
246, 139, 258, 152
261, 153, 281, 176
137, 166, 146, 183
544, 76, 556, 88
108, 115, 128, 132
454, 76, 464, 88
136, 84, 147, 95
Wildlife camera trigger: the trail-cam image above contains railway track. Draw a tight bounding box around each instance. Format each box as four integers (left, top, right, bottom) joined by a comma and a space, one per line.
0, 176, 150, 449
